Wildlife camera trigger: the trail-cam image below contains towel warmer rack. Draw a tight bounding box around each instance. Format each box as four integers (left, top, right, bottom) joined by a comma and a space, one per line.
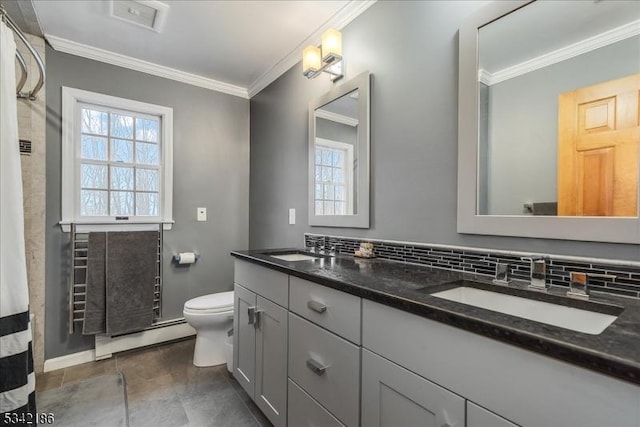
68, 224, 163, 334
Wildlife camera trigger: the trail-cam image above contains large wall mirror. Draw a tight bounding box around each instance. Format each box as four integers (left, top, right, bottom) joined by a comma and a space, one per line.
309, 72, 370, 228
458, 0, 640, 243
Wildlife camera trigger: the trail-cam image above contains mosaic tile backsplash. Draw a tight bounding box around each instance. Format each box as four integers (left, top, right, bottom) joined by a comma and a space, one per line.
304, 233, 640, 299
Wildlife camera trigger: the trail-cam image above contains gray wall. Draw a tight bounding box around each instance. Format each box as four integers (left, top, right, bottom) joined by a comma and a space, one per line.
316, 118, 357, 146
249, 0, 639, 260
45, 47, 249, 358
486, 36, 640, 215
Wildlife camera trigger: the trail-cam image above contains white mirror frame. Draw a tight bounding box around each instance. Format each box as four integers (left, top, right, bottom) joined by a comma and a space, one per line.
457, 0, 640, 244
309, 71, 371, 228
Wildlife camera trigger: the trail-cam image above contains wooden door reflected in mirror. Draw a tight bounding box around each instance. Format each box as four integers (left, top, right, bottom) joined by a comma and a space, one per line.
558, 73, 639, 216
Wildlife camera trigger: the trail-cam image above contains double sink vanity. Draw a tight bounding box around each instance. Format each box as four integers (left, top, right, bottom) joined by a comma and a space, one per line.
231, 248, 640, 427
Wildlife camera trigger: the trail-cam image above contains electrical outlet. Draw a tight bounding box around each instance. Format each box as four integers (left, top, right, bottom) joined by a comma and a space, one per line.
197, 207, 207, 222
289, 208, 295, 225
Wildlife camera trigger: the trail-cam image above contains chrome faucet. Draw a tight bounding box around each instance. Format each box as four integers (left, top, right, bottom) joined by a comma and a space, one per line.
318, 236, 333, 255
521, 257, 549, 291
567, 272, 615, 300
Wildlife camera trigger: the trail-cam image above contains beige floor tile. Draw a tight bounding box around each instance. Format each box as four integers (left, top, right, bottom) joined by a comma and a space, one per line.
35, 369, 64, 392
126, 373, 176, 404
116, 347, 166, 383
62, 358, 117, 385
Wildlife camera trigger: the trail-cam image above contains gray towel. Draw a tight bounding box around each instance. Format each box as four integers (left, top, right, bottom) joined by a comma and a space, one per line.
105, 231, 158, 335
83, 232, 107, 334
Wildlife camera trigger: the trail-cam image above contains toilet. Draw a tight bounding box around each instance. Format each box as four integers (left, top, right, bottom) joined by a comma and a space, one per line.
183, 291, 234, 367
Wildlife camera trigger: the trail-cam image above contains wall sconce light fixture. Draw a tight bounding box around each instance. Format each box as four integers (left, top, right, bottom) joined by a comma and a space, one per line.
302, 28, 343, 81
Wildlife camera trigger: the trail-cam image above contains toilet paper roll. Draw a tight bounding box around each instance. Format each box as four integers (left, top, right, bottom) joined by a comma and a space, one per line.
178, 252, 196, 264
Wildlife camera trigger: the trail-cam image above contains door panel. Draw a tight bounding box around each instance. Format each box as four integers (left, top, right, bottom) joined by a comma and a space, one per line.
233, 284, 256, 397
558, 73, 639, 216
255, 296, 288, 427
361, 349, 465, 427
467, 402, 518, 427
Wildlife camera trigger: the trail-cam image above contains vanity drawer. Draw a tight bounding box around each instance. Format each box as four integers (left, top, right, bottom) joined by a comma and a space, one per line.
289, 276, 361, 344
288, 313, 360, 427
234, 260, 289, 307
288, 379, 345, 427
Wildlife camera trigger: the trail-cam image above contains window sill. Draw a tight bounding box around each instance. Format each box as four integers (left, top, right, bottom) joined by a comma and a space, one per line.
60, 220, 174, 233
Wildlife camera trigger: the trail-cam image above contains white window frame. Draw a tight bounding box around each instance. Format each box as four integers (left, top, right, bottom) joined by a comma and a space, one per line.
315, 137, 354, 215
60, 87, 174, 232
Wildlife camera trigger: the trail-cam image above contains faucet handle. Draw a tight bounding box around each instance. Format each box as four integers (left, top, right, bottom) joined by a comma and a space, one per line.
305, 240, 316, 253
493, 262, 511, 285
567, 272, 615, 300
521, 256, 549, 290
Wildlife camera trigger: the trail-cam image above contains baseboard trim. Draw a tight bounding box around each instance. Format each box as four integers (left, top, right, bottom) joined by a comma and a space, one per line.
44, 349, 96, 372
94, 321, 196, 359
43, 321, 196, 372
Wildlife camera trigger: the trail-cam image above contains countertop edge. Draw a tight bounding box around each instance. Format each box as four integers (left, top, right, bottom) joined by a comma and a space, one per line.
230, 251, 640, 386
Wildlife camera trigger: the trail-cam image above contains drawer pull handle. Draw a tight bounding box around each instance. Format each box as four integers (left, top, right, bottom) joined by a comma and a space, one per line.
307, 300, 327, 314
306, 358, 327, 375
248, 306, 256, 325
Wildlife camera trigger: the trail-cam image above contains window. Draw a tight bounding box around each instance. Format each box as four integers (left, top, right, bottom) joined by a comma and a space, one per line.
314, 138, 354, 215
61, 87, 173, 231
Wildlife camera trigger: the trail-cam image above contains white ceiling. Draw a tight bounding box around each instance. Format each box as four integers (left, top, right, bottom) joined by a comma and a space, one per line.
479, 0, 640, 73
32, 0, 375, 98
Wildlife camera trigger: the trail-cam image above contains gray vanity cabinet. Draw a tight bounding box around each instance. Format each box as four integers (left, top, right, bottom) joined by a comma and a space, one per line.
466, 402, 517, 427
362, 299, 639, 427
233, 260, 289, 427
233, 284, 288, 427
361, 349, 465, 427
233, 284, 257, 396
288, 379, 345, 427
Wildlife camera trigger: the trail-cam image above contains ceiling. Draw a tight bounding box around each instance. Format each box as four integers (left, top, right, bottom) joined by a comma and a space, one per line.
28, 0, 375, 98
479, 0, 640, 73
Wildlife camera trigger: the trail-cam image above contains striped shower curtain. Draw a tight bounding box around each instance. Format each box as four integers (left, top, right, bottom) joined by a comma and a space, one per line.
0, 19, 37, 421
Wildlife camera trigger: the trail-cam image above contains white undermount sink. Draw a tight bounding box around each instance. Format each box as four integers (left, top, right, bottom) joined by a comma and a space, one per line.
269, 253, 321, 261
431, 286, 619, 335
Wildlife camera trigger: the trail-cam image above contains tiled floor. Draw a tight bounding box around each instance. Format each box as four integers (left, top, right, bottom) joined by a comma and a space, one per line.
36, 338, 272, 427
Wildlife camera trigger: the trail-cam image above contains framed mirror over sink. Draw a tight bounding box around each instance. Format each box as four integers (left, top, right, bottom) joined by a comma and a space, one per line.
309, 72, 370, 228
457, 0, 640, 243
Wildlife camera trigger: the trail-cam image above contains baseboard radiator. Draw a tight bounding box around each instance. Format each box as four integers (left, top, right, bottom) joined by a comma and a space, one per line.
94, 318, 195, 360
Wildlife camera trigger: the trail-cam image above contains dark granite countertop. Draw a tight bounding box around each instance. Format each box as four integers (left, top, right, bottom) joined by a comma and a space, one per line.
231, 249, 640, 386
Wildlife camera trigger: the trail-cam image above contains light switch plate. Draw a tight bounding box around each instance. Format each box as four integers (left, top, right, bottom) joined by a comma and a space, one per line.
197, 207, 207, 221
289, 208, 295, 225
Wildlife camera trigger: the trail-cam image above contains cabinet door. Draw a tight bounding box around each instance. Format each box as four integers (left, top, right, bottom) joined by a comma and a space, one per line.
255, 296, 288, 427
361, 349, 465, 427
233, 284, 257, 398
288, 379, 345, 427
467, 402, 518, 427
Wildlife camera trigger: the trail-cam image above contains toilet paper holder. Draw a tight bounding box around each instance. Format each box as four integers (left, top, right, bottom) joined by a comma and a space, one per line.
172, 252, 200, 264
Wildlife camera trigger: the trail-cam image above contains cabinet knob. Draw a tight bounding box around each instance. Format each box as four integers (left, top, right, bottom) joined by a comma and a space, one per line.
307, 300, 327, 314
306, 358, 328, 375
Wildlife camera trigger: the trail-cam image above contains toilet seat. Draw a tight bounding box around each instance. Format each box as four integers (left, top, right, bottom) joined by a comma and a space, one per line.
184, 291, 234, 312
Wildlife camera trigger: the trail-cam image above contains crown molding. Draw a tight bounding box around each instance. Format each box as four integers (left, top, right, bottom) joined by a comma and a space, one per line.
478, 68, 492, 86
46, 35, 249, 99
247, 0, 377, 98
316, 109, 359, 126
481, 20, 640, 86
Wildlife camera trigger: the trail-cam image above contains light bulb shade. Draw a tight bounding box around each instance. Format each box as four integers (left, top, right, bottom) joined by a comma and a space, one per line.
302, 45, 322, 78
321, 28, 342, 63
